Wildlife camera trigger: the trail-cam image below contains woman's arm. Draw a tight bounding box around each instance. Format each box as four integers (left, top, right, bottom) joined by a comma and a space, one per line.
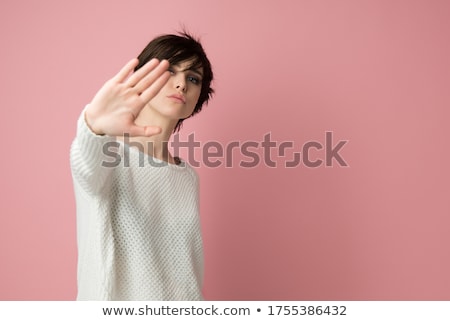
70, 58, 170, 194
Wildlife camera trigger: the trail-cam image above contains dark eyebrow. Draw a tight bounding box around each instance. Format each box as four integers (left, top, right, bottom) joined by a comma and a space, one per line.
181, 67, 203, 77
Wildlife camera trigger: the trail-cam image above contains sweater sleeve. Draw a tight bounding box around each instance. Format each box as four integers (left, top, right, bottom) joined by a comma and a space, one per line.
70, 105, 118, 195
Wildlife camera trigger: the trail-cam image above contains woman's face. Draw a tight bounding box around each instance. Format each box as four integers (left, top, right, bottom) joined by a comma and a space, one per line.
147, 59, 203, 121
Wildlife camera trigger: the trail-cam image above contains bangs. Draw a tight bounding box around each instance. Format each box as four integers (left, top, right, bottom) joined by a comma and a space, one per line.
135, 33, 212, 83
168, 51, 203, 71
143, 35, 205, 70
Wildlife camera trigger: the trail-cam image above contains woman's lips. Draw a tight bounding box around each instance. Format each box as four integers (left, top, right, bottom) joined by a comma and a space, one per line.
168, 94, 186, 104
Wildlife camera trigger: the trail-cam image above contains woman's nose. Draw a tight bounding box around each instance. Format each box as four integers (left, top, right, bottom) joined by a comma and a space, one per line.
175, 75, 186, 92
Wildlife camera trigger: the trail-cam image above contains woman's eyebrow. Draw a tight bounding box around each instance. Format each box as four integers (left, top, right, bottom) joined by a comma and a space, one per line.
181, 66, 203, 77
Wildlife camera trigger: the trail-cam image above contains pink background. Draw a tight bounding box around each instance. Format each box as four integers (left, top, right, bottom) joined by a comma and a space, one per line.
1, 0, 449, 300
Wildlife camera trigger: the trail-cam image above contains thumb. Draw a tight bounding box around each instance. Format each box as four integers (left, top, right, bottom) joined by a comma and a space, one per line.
126, 125, 162, 137
143, 125, 162, 137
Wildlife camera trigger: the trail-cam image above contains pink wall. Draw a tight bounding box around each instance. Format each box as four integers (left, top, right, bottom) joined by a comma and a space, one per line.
1, 0, 449, 300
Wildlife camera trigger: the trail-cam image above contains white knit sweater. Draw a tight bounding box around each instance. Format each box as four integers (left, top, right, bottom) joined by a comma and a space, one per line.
70, 109, 204, 300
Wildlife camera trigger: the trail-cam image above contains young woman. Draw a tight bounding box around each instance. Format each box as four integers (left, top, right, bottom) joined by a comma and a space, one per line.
70, 32, 214, 300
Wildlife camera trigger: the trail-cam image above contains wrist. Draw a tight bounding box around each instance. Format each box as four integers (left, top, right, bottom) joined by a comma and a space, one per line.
84, 108, 105, 136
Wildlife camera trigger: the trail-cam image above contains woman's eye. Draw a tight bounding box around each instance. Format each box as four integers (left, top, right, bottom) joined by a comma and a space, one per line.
187, 76, 200, 84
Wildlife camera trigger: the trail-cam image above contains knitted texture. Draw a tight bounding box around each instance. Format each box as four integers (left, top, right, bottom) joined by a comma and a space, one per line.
70, 109, 204, 300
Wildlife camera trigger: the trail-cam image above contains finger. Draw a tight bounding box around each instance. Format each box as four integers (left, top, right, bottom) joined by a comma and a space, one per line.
139, 70, 171, 103
126, 58, 160, 88
132, 59, 170, 94
113, 58, 139, 83
144, 125, 162, 137
126, 124, 162, 137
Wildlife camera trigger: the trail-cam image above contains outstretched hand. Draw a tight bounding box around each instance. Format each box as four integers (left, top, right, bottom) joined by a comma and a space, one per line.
85, 58, 170, 137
